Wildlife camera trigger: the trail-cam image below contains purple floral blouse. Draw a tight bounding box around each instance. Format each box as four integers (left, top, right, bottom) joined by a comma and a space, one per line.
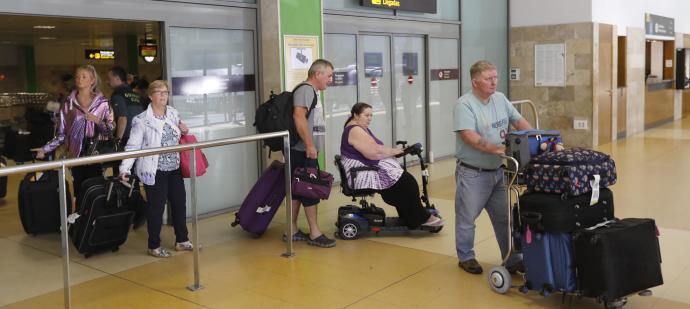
42, 90, 114, 158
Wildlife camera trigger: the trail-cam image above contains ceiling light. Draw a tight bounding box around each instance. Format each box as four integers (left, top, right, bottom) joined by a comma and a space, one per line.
39, 36, 57, 40
33, 25, 56, 29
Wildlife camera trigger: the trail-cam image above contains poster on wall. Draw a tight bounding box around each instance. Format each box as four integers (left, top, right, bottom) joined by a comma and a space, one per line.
534, 43, 566, 87
284, 35, 319, 90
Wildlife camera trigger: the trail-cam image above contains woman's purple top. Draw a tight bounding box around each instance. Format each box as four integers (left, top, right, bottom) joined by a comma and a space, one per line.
42, 90, 114, 158
340, 125, 383, 166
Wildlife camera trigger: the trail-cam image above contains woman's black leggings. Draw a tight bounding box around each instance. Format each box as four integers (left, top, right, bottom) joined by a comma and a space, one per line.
376, 171, 431, 228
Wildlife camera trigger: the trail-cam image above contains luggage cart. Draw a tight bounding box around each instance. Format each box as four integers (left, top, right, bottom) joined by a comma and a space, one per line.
486, 100, 641, 309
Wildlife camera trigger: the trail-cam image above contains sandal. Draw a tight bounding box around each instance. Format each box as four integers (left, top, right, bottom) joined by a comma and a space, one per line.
175, 241, 194, 251
282, 229, 309, 242
148, 247, 171, 258
422, 215, 445, 227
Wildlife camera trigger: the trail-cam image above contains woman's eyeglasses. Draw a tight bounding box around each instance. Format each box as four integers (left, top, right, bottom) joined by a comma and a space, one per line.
152, 90, 170, 96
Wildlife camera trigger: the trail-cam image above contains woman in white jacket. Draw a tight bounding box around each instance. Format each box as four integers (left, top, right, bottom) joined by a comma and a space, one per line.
119, 80, 193, 258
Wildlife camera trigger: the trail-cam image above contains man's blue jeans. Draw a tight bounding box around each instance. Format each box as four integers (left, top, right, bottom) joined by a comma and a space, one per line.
454, 161, 521, 266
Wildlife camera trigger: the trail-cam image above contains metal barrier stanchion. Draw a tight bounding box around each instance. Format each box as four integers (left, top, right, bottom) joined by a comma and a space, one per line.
0, 130, 292, 306
58, 164, 72, 308
282, 134, 294, 258
188, 146, 203, 291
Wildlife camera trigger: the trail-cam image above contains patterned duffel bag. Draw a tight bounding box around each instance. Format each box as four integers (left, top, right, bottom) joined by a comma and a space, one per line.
524, 148, 617, 197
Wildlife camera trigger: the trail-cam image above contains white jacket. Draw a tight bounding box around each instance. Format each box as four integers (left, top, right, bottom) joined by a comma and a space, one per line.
119, 105, 182, 185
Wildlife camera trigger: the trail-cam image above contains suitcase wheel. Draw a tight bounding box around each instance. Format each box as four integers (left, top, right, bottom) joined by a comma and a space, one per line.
112, 246, 119, 253
488, 266, 511, 294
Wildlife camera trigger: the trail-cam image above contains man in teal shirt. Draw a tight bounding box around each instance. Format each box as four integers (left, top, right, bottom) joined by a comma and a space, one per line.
453, 60, 532, 275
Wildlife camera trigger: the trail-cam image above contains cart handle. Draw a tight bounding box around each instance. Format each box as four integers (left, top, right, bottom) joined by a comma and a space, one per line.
499, 154, 519, 189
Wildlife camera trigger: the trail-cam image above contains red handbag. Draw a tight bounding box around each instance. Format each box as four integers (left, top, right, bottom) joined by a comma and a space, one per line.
179, 134, 209, 178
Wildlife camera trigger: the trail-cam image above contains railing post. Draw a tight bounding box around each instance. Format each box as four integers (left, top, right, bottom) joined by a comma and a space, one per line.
282, 133, 295, 258
187, 146, 203, 291
58, 165, 72, 308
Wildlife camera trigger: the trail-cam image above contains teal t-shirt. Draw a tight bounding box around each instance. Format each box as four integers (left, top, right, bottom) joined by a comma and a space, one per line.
453, 91, 522, 169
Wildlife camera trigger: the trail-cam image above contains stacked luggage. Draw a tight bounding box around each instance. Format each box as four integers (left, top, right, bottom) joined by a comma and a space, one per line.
506, 130, 663, 306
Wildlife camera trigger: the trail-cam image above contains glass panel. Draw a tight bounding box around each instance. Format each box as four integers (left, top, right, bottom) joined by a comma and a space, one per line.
429, 38, 459, 159
461, 0, 508, 94
392, 36, 426, 155
324, 34, 358, 176
169, 27, 257, 215
358, 35, 393, 146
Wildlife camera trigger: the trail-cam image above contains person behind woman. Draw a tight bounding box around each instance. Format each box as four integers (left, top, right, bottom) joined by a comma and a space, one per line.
36, 65, 114, 198
341, 102, 444, 228
118, 80, 194, 258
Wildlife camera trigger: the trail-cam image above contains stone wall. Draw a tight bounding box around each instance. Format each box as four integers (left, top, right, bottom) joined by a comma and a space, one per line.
510, 23, 594, 148
625, 27, 646, 136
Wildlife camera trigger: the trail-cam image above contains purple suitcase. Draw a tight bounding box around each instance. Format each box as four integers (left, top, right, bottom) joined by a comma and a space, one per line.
231, 160, 286, 236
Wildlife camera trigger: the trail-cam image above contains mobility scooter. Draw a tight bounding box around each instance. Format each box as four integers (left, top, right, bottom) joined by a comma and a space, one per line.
334, 142, 442, 240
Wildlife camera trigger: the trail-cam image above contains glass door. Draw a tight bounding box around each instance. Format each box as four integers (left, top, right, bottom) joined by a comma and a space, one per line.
392, 36, 426, 155
357, 35, 393, 146
324, 34, 358, 175
169, 27, 258, 214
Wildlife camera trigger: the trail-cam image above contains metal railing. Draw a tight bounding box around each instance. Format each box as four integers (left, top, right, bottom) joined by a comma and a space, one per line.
0, 131, 295, 308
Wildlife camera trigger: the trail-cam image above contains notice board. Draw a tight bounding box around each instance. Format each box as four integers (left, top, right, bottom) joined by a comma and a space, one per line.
534, 43, 566, 87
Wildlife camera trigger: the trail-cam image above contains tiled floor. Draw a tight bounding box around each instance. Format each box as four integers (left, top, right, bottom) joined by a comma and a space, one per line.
3, 118, 690, 308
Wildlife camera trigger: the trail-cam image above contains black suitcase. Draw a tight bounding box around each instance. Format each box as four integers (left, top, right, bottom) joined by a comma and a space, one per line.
18, 171, 71, 234
519, 188, 615, 233
5, 128, 33, 163
70, 177, 141, 257
573, 218, 663, 301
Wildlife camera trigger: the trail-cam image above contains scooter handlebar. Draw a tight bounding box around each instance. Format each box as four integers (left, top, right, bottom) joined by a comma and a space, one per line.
395, 142, 423, 158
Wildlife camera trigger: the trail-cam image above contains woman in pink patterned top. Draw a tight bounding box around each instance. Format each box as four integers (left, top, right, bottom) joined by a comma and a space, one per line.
35, 65, 114, 198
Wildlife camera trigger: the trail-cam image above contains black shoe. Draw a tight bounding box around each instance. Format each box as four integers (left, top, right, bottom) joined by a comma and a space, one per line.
506, 261, 525, 274
458, 258, 483, 274
307, 234, 336, 248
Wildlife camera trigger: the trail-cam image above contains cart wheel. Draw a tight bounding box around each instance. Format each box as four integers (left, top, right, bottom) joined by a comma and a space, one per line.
339, 220, 360, 240
488, 266, 512, 294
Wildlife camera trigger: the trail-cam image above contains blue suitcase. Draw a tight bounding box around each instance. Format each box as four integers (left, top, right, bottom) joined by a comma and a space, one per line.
520, 229, 576, 295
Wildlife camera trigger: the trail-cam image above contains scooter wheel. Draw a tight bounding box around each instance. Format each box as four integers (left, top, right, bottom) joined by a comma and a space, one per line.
339, 220, 361, 240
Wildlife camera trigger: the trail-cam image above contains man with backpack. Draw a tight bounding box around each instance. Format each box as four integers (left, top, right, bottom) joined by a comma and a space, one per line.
287, 59, 335, 248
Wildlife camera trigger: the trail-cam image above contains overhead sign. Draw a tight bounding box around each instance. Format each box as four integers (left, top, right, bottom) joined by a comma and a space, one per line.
645, 13, 674, 37
360, 0, 436, 14
85, 50, 115, 60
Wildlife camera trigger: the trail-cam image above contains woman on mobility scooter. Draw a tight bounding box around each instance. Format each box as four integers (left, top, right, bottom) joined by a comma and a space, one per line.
339, 102, 444, 229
